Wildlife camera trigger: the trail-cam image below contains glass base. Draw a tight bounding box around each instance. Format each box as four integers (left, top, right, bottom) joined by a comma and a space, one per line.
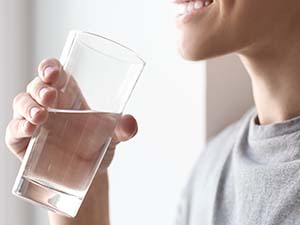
12, 176, 82, 217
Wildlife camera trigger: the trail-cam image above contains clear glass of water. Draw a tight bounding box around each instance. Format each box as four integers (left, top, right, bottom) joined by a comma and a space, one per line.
12, 30, 145, 217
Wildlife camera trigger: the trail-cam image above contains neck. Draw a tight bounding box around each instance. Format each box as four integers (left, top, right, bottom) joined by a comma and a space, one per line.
238, 36, 300, 125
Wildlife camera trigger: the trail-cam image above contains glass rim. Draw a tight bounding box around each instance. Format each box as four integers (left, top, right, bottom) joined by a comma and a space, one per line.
72, 30, 146, 66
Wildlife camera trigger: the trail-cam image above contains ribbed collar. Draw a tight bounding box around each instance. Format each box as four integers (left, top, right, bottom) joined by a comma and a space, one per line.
246, 108, 300, 164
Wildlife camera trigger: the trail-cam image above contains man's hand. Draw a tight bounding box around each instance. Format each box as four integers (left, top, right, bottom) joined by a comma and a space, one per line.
5, 58, 138, 225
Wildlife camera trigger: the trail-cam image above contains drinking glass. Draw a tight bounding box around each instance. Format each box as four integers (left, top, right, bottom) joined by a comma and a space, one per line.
12, 30, 145, 217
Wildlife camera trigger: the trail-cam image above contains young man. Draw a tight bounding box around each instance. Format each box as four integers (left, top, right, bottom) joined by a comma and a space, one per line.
6, 0, 300, 224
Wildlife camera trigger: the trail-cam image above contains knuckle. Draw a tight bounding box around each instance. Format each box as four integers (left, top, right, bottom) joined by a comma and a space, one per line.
9, 119, 19, 136
26, 77, 38, 93
16, 120, 25, 135
26, 81, 32, 92
13, 92, 26, 107
14, 93, 39, 119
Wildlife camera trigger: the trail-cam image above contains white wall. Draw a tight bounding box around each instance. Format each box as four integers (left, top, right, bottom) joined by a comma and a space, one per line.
0, 0, 33, 224
30, 1, 205, 225
206, 55, 254, 140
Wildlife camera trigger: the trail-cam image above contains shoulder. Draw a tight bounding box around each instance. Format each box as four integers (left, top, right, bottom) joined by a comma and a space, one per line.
174, 107, 257, 225
184, 107, 257, 195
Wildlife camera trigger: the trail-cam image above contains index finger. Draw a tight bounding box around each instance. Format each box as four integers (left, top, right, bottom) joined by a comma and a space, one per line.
38, 58, 69, 89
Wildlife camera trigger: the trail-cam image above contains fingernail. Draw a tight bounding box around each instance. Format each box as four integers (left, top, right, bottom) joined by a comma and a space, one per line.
30, 107, 41, 119
39, 87, 50, 99
129, 126, 138, 138
44, 67, 57, 78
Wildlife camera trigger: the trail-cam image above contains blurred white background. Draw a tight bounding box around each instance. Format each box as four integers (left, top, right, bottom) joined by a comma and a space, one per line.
0, 0, 253, 225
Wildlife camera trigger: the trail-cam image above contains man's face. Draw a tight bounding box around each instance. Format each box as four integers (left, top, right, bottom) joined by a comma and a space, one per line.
174, 0, 299, 60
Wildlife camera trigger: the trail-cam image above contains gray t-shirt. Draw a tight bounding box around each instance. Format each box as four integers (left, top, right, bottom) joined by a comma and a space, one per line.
176, 107, 300, 225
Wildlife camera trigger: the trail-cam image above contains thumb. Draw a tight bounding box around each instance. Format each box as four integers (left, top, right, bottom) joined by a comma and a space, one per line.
113, 114, 138, 143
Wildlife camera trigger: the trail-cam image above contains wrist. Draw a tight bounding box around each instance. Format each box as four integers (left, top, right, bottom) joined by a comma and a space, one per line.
93, 169, 109, 188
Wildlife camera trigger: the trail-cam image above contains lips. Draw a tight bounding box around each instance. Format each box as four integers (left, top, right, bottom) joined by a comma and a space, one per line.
173, 0, 214, 17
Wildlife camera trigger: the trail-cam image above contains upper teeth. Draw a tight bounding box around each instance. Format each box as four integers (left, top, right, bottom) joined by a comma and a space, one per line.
187, 2, 194, 13
174, 1, 212, 16
195, 1, 204, 9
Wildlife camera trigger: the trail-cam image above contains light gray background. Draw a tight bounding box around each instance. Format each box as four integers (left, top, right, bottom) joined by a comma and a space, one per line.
0, 0, 253, 224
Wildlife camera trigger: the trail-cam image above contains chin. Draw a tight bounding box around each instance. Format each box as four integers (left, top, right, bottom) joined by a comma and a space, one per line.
177, 42, 217, 61
177, 33, 223, 61
178, 47, 207, 61
177, 34, 240, 61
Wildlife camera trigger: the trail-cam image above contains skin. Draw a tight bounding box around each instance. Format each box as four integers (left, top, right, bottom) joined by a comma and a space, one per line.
5, 0, 300, 224
177, 0, 300, 124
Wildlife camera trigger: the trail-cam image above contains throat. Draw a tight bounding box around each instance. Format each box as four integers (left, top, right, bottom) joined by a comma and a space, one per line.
238, 41, 300, 126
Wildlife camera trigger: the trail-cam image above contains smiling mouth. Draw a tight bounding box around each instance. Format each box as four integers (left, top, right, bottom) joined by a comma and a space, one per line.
173, 0, 214, 17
